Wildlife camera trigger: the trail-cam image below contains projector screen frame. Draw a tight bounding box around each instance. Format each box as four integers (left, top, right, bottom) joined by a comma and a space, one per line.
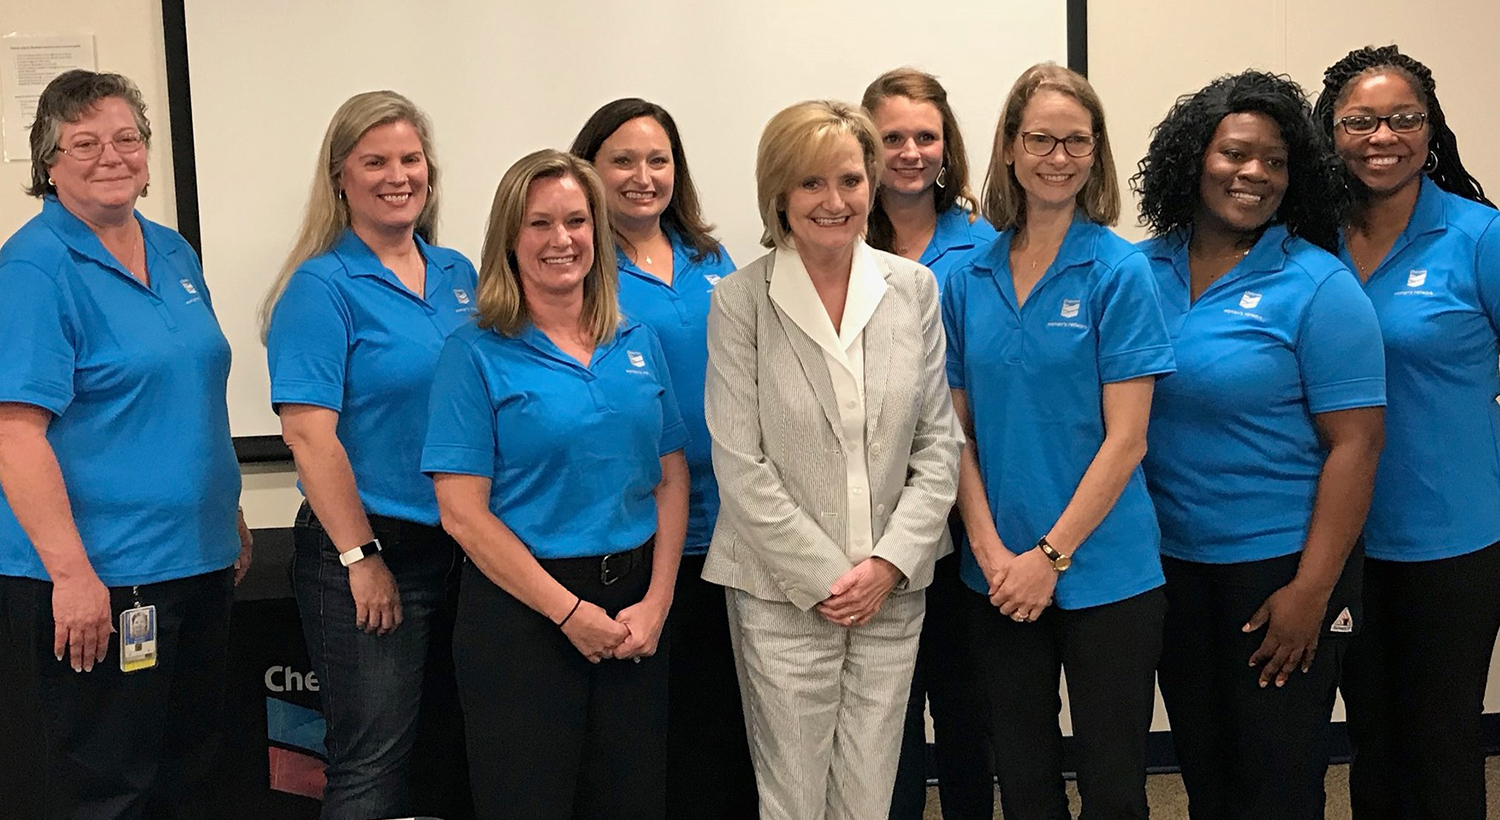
160, 0, 1089, 464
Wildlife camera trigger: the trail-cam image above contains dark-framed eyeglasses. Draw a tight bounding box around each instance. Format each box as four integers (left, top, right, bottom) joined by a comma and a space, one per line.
1019, 131, 1096, 158
57, 132, 146, 161
1336, 112, 1428, 136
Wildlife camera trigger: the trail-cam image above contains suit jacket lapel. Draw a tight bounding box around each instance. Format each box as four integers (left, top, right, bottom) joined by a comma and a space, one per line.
763, 255, 845, 440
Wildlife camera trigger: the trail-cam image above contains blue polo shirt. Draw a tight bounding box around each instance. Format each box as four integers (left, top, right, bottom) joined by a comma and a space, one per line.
1142, 226, 1386, 564
922, 204, 998, 293
266, 229, 478, 526
1338, 178, 1500, 561
943, 216, 1175, 609
421, 320, 687, 559
616, 236, 735, 553
0, 197, 240, 586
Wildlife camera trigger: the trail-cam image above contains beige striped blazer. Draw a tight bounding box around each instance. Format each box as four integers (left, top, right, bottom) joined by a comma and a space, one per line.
701, 246, 962, 611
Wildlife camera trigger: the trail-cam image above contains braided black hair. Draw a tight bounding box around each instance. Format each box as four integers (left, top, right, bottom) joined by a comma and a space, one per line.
1313, 45, 1492, 207
1132, 70, 1348, 252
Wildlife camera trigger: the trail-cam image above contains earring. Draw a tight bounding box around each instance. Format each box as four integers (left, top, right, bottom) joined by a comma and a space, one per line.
428, 184, 434, 196
935, 165, 948, 189
47, 177, 55, 186
1423, 150, 1439, 173
337, 189, 346, 201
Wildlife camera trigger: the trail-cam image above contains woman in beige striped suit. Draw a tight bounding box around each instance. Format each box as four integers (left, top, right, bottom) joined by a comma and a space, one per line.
703, 100, 962, 820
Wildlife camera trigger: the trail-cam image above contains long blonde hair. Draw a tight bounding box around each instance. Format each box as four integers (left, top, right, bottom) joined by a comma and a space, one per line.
258, 90, 441, 341
476, 149, 620, 346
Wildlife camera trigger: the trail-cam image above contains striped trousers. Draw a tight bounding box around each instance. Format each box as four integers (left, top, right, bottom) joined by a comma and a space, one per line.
726, 588, 924, 820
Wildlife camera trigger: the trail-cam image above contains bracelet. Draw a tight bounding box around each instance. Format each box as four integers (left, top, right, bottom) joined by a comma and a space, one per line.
557, 596, 582, 628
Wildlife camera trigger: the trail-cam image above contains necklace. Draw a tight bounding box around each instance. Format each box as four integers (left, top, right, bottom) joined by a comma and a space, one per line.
895, 221, 937, 256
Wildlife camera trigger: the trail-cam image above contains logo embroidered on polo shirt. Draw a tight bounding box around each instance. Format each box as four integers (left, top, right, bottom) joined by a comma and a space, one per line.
1407, 269, 1427, 287
453, 288, 471, 304
704, 274, 722, 287
1060, 298, 1081, 318
179, 279, 197, 295
627, 350, 646, 368
1239, 292, 1262, 309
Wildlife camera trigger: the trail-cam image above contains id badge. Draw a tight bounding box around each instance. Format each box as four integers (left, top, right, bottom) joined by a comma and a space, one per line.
119, 605, 158, 673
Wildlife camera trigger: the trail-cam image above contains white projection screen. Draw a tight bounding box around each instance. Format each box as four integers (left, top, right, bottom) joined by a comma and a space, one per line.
173, 0, 1075, 447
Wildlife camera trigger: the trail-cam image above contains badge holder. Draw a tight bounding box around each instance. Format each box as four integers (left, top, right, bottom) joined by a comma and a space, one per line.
119, 585, 158, 673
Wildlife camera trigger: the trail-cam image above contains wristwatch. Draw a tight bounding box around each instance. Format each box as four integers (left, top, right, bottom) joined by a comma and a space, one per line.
1036, 536, 1071, 572
338, 538, 384, 567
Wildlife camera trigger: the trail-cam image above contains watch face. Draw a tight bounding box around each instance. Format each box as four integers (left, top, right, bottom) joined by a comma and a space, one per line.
1054, 555, 1072, 571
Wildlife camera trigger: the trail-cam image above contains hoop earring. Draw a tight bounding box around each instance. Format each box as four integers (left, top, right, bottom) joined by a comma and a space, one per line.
1423, 150, 1439, 173
427, 184, 433, 196
337, 189, 346, 202
935, 165, 948, 189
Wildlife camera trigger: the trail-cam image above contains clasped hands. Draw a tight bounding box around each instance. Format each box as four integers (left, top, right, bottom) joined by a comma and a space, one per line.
816, 556, 902, 628
561, 596, 669, 664
980, 543, 1056, 623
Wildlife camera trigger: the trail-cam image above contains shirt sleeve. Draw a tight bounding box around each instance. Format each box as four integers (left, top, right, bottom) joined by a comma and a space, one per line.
1095, 251, 1177, 383
265, 272, 350, 412
643, 328, 688, 456
1472, 213, 1500, 339
940, 268, 967, 389
0, 261, 75, 415
1297, 268, 1387, 413
421, 334, 497, 477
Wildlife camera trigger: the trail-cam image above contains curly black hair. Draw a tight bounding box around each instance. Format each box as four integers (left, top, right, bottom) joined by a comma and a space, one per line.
1313, 45, 1492, 208
1132, 70, 1348, 252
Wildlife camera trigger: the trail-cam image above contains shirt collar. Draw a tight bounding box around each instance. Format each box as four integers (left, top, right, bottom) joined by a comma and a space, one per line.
768, 241, 888, 360
1154, 224, 1292, 291
40, 195, 159, 286
333, 228, 446, 290
614, 230, 695, 285
1404, 176, 1449, 240
971, 211, 1097, 275
920, 206, 975, 265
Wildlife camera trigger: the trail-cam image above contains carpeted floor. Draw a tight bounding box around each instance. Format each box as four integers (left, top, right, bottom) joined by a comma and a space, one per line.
922, 757, 1500, 818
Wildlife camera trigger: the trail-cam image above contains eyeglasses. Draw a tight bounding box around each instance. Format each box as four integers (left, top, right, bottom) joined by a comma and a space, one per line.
1019, 131, 1096, 158
1336, 112, 1428, 136
57, 132, 146, 161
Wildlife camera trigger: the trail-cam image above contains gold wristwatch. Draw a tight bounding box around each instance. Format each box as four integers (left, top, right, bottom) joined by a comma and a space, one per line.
1037, 536, 1072, 572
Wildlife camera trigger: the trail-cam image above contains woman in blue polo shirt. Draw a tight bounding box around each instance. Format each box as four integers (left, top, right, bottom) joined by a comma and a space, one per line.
262, 91, 474, 820
1133, 70, 1386, 820
0, 70, 249, 819
861, 67, 997, 820
1315, 46, 1500, 820
567, 99, 753, 820
943, 63, 1174, 820
423, 149, 688, 820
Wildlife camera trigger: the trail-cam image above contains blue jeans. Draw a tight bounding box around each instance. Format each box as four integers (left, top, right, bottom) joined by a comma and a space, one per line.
290, 502, 469, 820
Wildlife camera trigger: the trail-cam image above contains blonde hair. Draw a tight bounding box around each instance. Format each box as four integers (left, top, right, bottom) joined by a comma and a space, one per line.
755, 100, 882, 249
475, 149, 620, 345
981, 63, 1120, 231
258, 90, 441, 341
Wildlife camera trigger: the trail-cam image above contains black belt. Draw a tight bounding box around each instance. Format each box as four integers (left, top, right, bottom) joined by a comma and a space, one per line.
537, 539, 653, 586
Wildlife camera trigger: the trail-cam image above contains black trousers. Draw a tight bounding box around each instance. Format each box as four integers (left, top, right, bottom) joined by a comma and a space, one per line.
1158, 552, 1360, 820
455, 544, 669, 820
0, 568, 234, 820
665, 553, 758, 820
1342, 540, 1500, 820
969, 585, 1166, 820
890, 551, 994, 820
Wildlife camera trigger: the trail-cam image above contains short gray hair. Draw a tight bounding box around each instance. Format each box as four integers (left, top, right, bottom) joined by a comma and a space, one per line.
28, 70, 152, 198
